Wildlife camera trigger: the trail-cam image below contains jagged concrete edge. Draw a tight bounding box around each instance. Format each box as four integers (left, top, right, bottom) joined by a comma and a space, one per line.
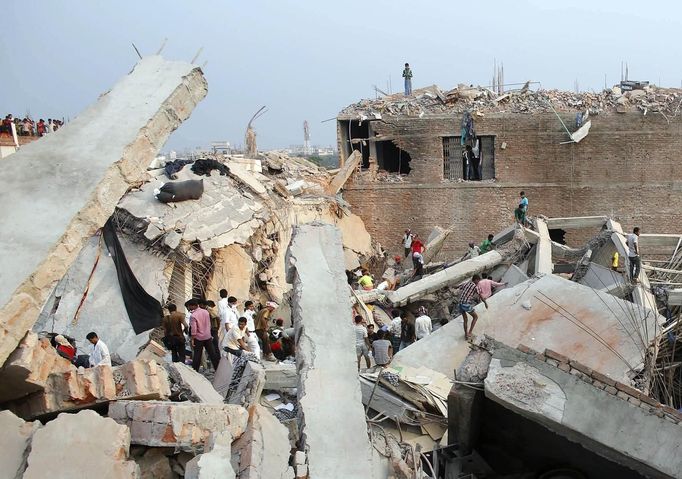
284, 225, 313, 461
0, 64, 208, 367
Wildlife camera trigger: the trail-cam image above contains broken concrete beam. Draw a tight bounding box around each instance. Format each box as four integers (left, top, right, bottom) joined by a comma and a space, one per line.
422, 225, 453, 264
534, 218, 553, 275
545, 216, 608, 229
667, 289, 682, 305
385, 251, 504, 306
606, 219, 624, 234
0, 56, 207, 367
24, 409, 139, 478
638, 233, 682, 249
485, 344, 682, 479
264, 362, 297, 390
226, 358, 266, 408
166, 362, 224, 404
108, 400, 248, 453
6, 359, 170, 420
186, 431, 236, 479
286, 222, 373, 477
231, 405, 295, 479
326, 150, 361, 195
228, 162, 268, 196
0, 332, 73, 402
0, 410, 41, 479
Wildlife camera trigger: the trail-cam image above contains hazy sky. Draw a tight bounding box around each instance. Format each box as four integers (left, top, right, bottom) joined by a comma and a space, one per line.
2, 1, 681, 151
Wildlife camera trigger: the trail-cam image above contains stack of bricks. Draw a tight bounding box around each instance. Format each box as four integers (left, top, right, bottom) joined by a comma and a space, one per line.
516, 343, 682, 426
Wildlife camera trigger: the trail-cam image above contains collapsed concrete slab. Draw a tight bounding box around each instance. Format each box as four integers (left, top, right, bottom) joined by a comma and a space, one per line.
485, 343, 682, 479
545, 216, 608, 229
24, 409, 139, 478
392, 274, 660, 383
578, 262, 628, 297
264, 362, 297, 390
6, 359, 170, 420
108, 400, 248, 453
0, 410, 41, 479
231, 405, 295, 479
286, 222, 373, 478
0, 56, 207, 367
166, 362, 224, 404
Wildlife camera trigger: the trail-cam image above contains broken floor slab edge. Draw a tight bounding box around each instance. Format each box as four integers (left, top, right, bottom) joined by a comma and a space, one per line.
485, 344, 677, 478
0, 61, 207, 367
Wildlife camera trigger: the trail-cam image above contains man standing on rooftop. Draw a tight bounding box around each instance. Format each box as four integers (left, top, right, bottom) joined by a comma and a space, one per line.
403, 63, 413, 96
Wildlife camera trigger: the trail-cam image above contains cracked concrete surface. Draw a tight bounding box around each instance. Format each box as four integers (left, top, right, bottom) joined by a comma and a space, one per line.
0, 56, 207, 366
286, 222, 373, 478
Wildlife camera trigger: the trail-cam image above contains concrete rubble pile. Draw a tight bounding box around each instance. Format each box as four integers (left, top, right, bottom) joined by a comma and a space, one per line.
339, 82, 682, 119
351, 214, 682, 477
0, 55, 391, 479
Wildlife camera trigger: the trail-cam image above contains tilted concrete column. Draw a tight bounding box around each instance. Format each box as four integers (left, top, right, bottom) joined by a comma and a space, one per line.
534, 218, 553, 275
0, 56, 207, 367
286, 222, 373, 478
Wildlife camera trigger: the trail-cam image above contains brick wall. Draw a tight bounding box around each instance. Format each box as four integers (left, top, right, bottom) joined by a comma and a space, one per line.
341, 112, 682, 259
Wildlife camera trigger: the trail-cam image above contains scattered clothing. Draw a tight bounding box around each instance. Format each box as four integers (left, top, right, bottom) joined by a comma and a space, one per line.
164, 159, 193, 179
54, 335, 76, 361
191, 158, 230, 177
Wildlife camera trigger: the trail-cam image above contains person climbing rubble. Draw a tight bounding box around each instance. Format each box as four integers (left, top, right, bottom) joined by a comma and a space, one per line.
458, 274, 488, 340
462, 241, 480, 260
354, 315, 371, 371
86, 331, 111, 367
255, 301, 278, 362
358, 269, 374, 290
223, 317, 250, 357
476, 276, 506, 301
414, 306, 433, 340
515, 190, 529, 225
479, 234, 495, 254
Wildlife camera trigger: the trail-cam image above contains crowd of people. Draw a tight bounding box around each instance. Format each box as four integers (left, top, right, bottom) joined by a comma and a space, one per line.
161, 290, 295, 373
0, 114, 64, 137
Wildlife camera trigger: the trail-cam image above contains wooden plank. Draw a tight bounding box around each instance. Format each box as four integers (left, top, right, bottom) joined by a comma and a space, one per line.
326, 150, 361, 195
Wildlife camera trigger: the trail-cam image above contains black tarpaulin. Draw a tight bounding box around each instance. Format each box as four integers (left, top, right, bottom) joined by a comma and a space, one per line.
102, 218, 162, 334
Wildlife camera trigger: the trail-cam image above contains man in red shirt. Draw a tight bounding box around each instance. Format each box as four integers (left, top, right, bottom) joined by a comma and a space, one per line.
188, 299, 219, 371
410, 234, 425, 270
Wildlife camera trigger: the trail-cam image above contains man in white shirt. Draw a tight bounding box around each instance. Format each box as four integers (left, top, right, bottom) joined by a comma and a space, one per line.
86, 332, 111, 367
224, 317, 250, 357
402, 229, 414, 259
354, 316, 371, 371
627, 227, 641, 282
389, 309, 403, 352
243, 300, 257, 333
217, 289, 229, 327
414, 306, 433, 340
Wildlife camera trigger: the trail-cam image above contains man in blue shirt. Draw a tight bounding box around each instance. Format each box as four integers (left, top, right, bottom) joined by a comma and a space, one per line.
515, 190, 529, 225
